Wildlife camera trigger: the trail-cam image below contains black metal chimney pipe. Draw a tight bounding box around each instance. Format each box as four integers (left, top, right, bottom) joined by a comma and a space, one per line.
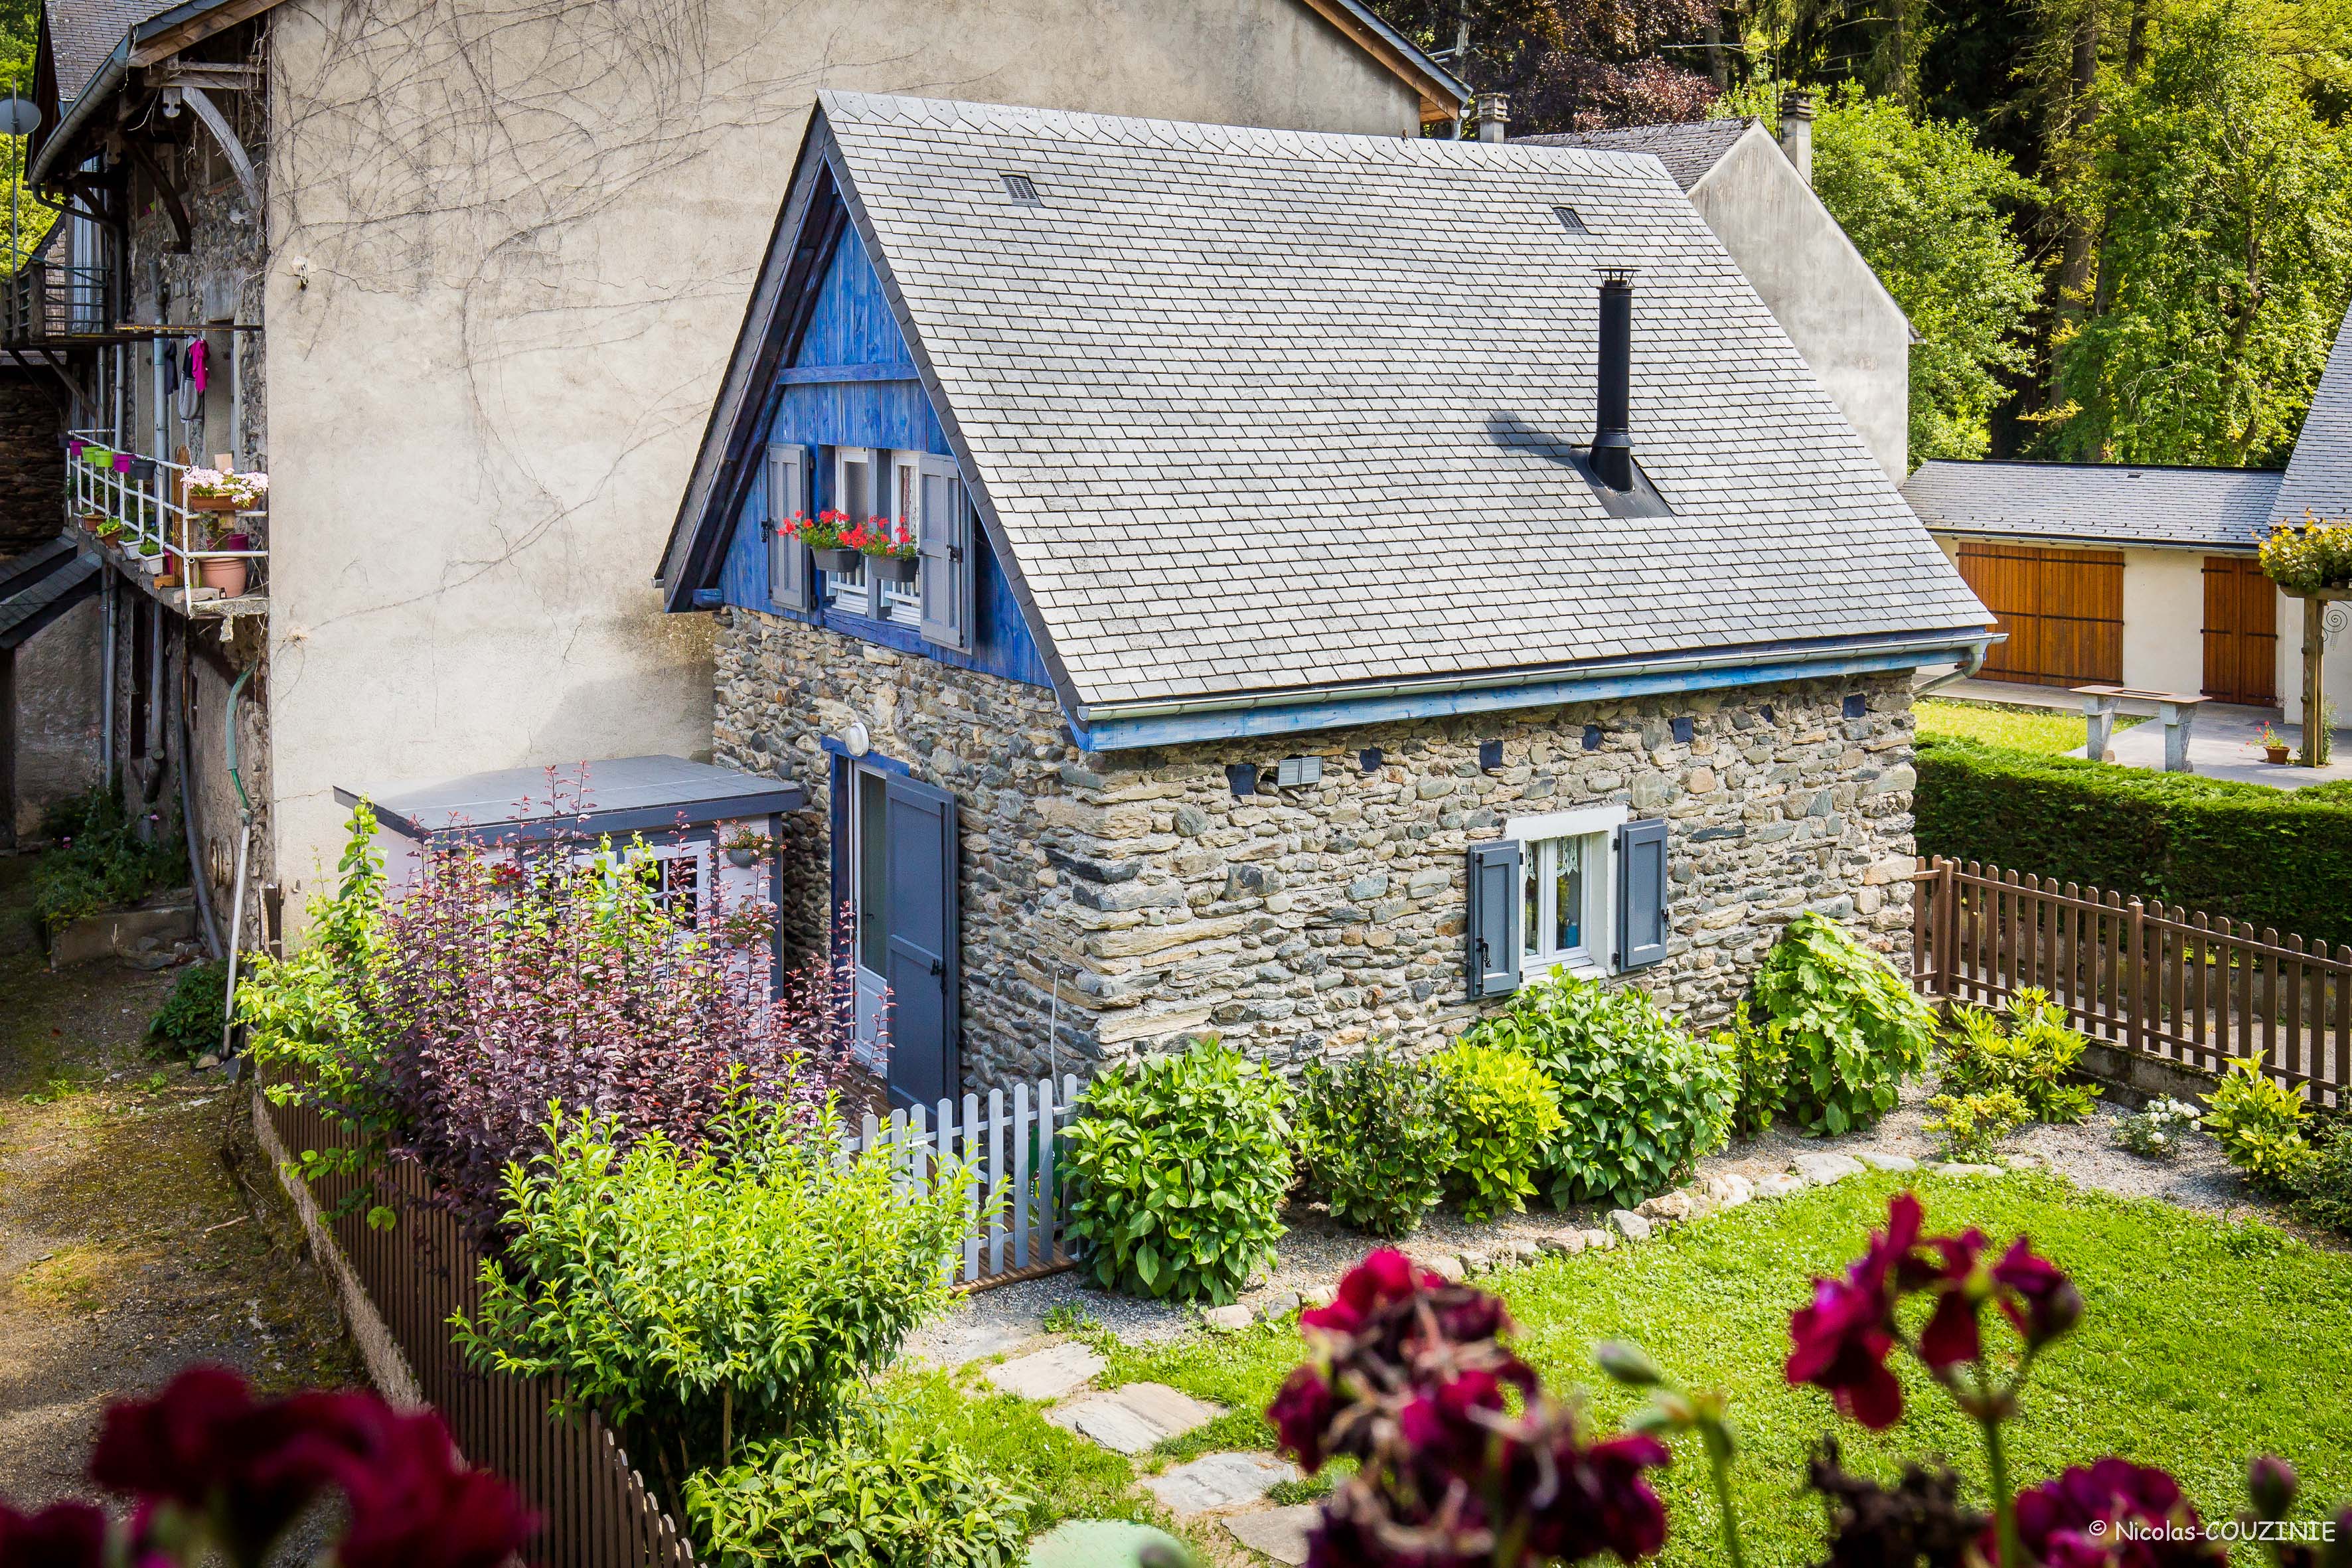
1591, 269, 1635, 492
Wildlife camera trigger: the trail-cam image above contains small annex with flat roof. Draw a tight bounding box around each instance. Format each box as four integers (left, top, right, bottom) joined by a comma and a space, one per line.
656, 92, 1988, 1108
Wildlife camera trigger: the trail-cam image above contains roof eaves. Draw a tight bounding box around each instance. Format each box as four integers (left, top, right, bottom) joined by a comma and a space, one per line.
1289, 0, 1468, 119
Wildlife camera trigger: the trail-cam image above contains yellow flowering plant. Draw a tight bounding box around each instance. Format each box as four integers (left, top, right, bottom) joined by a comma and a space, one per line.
2258, 514, 2352, 593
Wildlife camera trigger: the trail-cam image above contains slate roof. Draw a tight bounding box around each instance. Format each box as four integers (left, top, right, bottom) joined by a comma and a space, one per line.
335, 755, 805, 842
2270, 305, 2352, 529
0, 536, 99, 649
44, 0, 170, 103
1511, 119, 1755, 192
678, 93, 1988, 712
1903, 459, 2285, 550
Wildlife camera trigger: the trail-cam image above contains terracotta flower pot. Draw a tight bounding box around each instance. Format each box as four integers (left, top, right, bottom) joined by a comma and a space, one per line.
200, 556, 250, 596
189, 494, 242, 513
2266, 745, 2290, 765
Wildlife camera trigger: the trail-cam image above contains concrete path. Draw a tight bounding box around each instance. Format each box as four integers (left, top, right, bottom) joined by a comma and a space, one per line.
1920, 676, 2352, 789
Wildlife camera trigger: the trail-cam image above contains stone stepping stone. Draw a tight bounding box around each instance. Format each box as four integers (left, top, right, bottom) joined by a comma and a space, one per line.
1048, 1382, 1222, 1455
910, 1316, 1038, 1369
985, 1342, 1103, 1401
1930, 1161, 2005, 1177
1854, 1150, 1917, 1172
1609, 1209, 1652, 1241
1227, 1504, 1321, 1564
1143, 1451, 1299, 1516
1753, 1172, 1808, 1198
1024, 1519, 1191, 1568
1792, 1152, 1867, 1184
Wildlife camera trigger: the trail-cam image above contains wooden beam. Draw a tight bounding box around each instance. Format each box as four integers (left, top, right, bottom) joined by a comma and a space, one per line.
173, 84, 261, 208
149, 63, 262, 90
120, 139, 191, 253
1287, 0, 1459, 123
127, 0, 287, 68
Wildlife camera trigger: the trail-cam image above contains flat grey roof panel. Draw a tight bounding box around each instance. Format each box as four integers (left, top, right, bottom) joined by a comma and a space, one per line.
335, 755, 806, 838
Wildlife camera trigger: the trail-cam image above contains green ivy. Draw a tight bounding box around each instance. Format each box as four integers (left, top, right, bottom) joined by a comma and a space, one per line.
1755, 912, 1936, 1137
1431, 1042, 1564, 1222
1916, 736, 2352, 949
682, 1403, 1031, 1568
1460, 971, 1733, 1211
1940, 988, 2098, 1124
1296, 1045, 1454, 1238
1059, 1038, 1292, 1306
147, 961, 228, 1058
2203, 1057, 2316, 1194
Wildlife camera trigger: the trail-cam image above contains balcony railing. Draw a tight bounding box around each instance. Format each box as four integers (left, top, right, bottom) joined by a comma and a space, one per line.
68, 430, 266, 611
5, 262, 111, 343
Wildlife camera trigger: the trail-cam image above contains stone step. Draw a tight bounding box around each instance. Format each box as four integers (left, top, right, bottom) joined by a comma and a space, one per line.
1142, 1451, 1298, 1516
1047, 1381, 1223, 1455
1226, 1503, 1320, 1565
985, 1342, 1105, 1401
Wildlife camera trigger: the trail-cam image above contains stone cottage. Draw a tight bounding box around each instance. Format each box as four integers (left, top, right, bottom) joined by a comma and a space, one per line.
655, 92, 1995, 1107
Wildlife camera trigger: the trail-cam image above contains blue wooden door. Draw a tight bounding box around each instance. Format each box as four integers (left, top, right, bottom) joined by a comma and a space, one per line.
883, 774, 959, 1107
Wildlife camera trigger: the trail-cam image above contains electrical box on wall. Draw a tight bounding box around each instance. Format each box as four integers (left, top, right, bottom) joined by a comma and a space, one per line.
1277, 755, 1322, 789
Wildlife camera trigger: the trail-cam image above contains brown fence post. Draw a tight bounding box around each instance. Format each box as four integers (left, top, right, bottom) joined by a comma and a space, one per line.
2126, 898, 2145, 1056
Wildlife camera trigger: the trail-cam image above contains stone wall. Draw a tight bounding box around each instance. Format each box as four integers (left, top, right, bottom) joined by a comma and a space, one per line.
0, 371, 64, 555
714, 605, 1922, 1093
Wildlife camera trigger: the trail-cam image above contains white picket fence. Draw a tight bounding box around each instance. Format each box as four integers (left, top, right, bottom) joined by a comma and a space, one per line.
844, 1074, 1083, 1291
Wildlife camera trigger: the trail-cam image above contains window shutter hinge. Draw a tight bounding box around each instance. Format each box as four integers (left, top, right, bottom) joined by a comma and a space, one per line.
949, 545, 965, 563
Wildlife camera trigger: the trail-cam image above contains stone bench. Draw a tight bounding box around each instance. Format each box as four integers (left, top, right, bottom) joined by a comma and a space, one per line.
2072, 686, 2208, 773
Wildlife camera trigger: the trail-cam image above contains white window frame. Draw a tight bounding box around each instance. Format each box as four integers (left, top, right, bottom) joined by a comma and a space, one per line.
574, 839, 708, 931
1505, 803, 1626, 978
881, 450, 924, 623
828, 445, 876, 614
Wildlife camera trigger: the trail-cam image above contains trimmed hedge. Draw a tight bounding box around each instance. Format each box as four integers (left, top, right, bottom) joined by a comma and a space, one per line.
1915, 736, 2352, 950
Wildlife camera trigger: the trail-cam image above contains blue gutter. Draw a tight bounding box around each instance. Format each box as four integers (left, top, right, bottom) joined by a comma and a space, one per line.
1067, 634, 1990, 751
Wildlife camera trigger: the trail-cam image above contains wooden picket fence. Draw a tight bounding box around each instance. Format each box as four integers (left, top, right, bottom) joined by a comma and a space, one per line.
1908, 857, 2349, 1105
842, 1074, 1084, 1289
260, 1077, 702, 1568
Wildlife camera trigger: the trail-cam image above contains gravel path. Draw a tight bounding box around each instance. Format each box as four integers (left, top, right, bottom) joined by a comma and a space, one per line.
909, 1075, 2300, 1360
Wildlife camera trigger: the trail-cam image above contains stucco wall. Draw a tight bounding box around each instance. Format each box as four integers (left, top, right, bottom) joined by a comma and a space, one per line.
261, 0, 1427, 921
1689, 129, 1911, 482
2119, 548, 2207, 695
7, 593, 103, 843
716, 607, 1921, 1093
2280, 589, 2352, 730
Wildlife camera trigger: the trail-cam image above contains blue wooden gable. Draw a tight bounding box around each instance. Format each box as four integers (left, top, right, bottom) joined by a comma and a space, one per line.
714, 222, 1052, 688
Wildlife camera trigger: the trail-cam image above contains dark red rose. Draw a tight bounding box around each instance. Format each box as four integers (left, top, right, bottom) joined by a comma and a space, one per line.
0, 1501, 108, 1568
334, 1407, 534, 1568
1269, 1367, 1340, 1472
1787, 1276, 1903, 1430
88, 1365, 254, 1504
2006, 1458, 2222, 1567
1304, 1248, 1431, 1337
1991, 1237, 2083, 1350
1534, 1431, 1672, 1563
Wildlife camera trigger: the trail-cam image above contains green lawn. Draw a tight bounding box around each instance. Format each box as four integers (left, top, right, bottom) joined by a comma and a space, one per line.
952, 1172, 2352, 1565
1915, 697, 2146, 755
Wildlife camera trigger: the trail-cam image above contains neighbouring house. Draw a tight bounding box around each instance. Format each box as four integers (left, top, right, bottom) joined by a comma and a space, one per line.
10, 0, 1465, 949
1516, 97, 1915, 483
1, 536, 102, 846
654, 92, 1994, 1107
1903, 304, 2352, 720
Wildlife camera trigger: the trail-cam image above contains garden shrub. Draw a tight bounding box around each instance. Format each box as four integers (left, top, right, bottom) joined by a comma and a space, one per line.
2202, 1057, 2316, 1193
454, 1096, 967, 1485
1459, 971, 1733, 1210
1297, 1046, 1454, 1237
683, 1405, 1031, 1568
2112, 1096, 2201, 1158
1718, 1003, 1789, 1141
29, 788, 185, 936
2290, 1109, 2352, 1235
1915, 736, 2352, 949
147, 961, 228, 1058
1429, 1042, 1563, 1221
1924, 1089, 2031, 1161
1938, 989, 2098, 1124
1755, 913, 1936, 1135
1060, 1038, 1293, 1305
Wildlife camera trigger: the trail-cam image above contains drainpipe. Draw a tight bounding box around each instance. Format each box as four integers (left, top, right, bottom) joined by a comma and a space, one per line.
220, 665, 254, 1059
99, 569, 114, 781
175, 626, 222, 959
1913, 640, 1990, 697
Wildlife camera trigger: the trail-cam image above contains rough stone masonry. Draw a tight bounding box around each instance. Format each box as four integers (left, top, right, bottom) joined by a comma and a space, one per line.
715, 607, 1921, 1092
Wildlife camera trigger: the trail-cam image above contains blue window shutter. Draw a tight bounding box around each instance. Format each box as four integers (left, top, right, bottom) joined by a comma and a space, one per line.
766, 443, 811, 610
1615, 817, 1669, 970
917, 455, 973, 651
1464, 838, 1521, 999
882, 773, 959, 1107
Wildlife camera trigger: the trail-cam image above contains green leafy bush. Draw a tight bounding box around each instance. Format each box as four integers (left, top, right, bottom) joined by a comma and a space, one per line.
1939, 989, 2099, 1124
2290, 1110, 2352, 1235
2203, 1057, 2316, 1193
453, 1095, 967, 1478
1916, 736, 2352, 949
2113, 1096, 2201, 1158
1060, 1038, 1293, 1305
683, 1405, 1031, 1568
1459, 971, 1733, 1210
1430, 1042, 1563, 1221
29, 788, 186, 936
1925, 1089, 2032, 1161
1296, 1046, 1454, 1237
1717, 1002, 1788, 1141
1755, 913, 1937, 1136
148, 961, 228, 1057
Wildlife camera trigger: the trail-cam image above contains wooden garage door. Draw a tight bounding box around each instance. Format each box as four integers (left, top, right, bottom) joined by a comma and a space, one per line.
1956, 542, 2124, 688
2201, 555, 2278, 705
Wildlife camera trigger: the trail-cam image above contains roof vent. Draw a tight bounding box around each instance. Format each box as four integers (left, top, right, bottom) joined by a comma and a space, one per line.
1001, 173, 1042, 206
1552, 206, 1589, 235
1591, 269, 1636, 493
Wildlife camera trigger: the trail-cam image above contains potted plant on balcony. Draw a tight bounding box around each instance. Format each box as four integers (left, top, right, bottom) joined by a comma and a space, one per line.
82, 444, 113, 470
134, 538, 163, 575
852, 518, 919, 583
111, 452, 133, 476
720, 828, 771, 868
182, 467, 268, 514
783, 510, 863, 574
200, 531, 252, 597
